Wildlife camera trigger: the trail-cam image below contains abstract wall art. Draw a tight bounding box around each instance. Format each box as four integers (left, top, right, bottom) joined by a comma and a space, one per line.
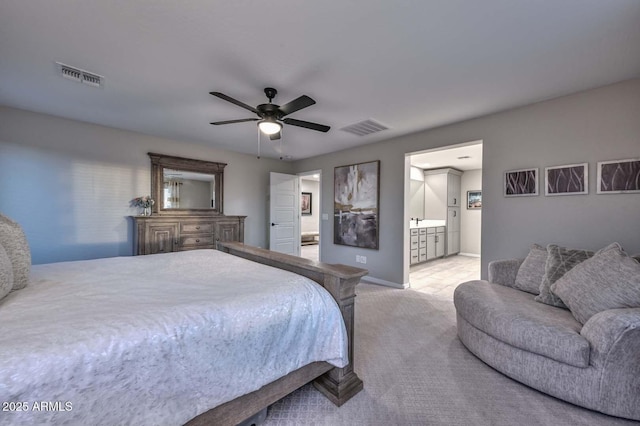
504, 168, 538, 197
545, 163, 588, 196
334, 160, 380, 249
467, 190, 482, 209
597, 159, 640, 194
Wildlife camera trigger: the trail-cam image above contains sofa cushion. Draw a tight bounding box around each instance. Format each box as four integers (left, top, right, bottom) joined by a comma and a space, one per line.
535, 245, 593, 308
0, 243, 14, 300
552, 243, 640, 324
0, 213, 31, 290
514, 244, 546, 294
454, 280, 589, 367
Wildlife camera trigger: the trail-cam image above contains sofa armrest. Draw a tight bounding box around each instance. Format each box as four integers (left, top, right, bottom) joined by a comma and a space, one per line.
581, 308, 640, 418
581, 307, 640, 369
488, 259, 523, 288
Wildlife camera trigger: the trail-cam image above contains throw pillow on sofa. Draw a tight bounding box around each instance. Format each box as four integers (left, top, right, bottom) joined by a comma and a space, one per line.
535, 244, 594, 308
0, 213, 31, 291
551, 242, 640, 324
513, 244, 546, 294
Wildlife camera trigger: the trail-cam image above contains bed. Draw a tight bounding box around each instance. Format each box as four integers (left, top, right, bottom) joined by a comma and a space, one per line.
0, 242, 367, 426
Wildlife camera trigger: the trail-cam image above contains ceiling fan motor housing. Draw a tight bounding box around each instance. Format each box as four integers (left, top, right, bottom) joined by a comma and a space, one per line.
257, 103, 280, 119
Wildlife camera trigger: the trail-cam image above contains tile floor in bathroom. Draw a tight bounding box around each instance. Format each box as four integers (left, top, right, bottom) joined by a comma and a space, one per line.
410, 255, 481, 300
301, 244, 480, 302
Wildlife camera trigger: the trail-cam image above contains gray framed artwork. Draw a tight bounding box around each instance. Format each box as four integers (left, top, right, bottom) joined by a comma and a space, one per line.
504, 168, 538, 197
545, 163, 588, 196
334, 160, 380, 249
597, 159, 640, 194
467, 191, 482, 209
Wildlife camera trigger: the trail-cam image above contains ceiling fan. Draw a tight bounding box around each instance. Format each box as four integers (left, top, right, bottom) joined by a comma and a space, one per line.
209, 87, 330, 140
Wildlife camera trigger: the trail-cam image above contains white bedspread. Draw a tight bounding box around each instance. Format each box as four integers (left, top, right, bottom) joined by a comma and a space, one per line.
0, 249, 348, 426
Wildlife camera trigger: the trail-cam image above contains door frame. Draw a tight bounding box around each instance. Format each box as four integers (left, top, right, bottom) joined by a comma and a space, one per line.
298, 170, 322, 261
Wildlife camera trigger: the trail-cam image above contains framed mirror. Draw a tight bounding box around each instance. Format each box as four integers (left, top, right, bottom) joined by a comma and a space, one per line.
149, 152, 226, 215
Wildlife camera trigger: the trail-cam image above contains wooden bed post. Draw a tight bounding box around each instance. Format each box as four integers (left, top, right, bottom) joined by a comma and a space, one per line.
312, 273, 364, 405
217, 242, 367, 405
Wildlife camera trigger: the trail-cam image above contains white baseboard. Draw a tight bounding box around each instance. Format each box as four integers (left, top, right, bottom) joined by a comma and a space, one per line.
459, 252, 481, 258
360, 276, 409, 289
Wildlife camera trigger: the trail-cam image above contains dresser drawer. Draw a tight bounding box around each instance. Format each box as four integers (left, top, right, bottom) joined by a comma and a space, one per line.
180, 235, 214, 247
410, 229, 419, 236
180, 222, 214, 234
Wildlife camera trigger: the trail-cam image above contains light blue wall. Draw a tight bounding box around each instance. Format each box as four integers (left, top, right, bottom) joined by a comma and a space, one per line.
0, 107, 293, 264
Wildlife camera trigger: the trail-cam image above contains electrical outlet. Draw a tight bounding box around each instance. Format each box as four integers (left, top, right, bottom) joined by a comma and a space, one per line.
355, 255, 367, 264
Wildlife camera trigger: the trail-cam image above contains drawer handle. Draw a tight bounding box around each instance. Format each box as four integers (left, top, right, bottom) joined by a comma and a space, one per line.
195, 239, 200, 243
195, 226, 200, 230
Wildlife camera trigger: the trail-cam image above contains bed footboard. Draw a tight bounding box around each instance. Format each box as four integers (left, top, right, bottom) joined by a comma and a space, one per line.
218, 242, 367, 405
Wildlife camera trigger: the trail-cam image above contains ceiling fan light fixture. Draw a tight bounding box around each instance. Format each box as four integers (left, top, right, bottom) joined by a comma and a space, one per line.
258, 119, 282, 135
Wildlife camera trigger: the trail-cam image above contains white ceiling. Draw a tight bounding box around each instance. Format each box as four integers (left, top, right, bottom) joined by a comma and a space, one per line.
1, 1, 639, 160
411, 141, 483, 171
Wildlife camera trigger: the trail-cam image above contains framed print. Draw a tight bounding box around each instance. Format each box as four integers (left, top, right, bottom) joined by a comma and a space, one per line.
334, 160, 380, 249
504, 168, 538, 197
545, 163, 588, 196
597, 158, 640, 194
301, 192, 312, 215
467, 191, 482, 209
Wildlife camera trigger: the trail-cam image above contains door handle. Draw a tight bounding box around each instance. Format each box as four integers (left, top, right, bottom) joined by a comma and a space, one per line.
271, 223, 277, 227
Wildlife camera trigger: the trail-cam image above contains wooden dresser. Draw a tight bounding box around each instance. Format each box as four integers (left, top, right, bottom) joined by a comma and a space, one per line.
133, 215, 246, 255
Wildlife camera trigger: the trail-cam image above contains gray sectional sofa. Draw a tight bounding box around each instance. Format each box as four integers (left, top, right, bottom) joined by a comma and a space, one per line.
453, 244, 640, 421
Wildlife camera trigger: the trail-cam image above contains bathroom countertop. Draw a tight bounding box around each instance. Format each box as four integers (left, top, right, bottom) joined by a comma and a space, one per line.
409, 220, 446, 229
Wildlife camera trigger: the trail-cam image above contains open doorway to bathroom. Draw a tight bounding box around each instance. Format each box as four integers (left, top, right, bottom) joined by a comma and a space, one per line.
406, 141, 482, 299
299, 171, 321, 262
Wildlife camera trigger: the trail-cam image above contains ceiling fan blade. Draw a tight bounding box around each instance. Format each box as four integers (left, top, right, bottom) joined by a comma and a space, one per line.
269, 131, 281, 141
283, 118, 330, 132
210, 118, 259, 125
210, 92, 259, 114
278, 95, 316, 117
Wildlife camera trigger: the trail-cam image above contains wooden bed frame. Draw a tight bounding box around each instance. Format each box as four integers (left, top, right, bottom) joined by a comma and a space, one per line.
186, 242, 368, 426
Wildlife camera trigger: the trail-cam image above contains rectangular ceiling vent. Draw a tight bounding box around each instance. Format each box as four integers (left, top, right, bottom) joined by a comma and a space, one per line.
56, 62, 104, 88
340, 119, 389, 137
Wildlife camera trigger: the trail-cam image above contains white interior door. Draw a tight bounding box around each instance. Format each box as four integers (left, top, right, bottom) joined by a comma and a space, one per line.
269, 172, 300, 256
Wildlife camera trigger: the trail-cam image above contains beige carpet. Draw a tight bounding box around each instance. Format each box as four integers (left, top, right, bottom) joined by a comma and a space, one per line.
262, 284, 637, 426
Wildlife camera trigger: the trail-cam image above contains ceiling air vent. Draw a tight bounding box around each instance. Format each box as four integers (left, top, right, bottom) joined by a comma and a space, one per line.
340, 119, 389, 137
56, 62, 104, 88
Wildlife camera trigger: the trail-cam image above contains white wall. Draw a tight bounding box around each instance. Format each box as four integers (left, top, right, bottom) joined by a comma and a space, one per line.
300, 179, 320, 233
460, 169, 482, 256
0, 107, 293, 264
293, 79, 640, 286
408, 167, 425, 219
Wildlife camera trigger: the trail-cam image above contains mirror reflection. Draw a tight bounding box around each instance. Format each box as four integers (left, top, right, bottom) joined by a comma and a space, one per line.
163, 168, 216, 209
